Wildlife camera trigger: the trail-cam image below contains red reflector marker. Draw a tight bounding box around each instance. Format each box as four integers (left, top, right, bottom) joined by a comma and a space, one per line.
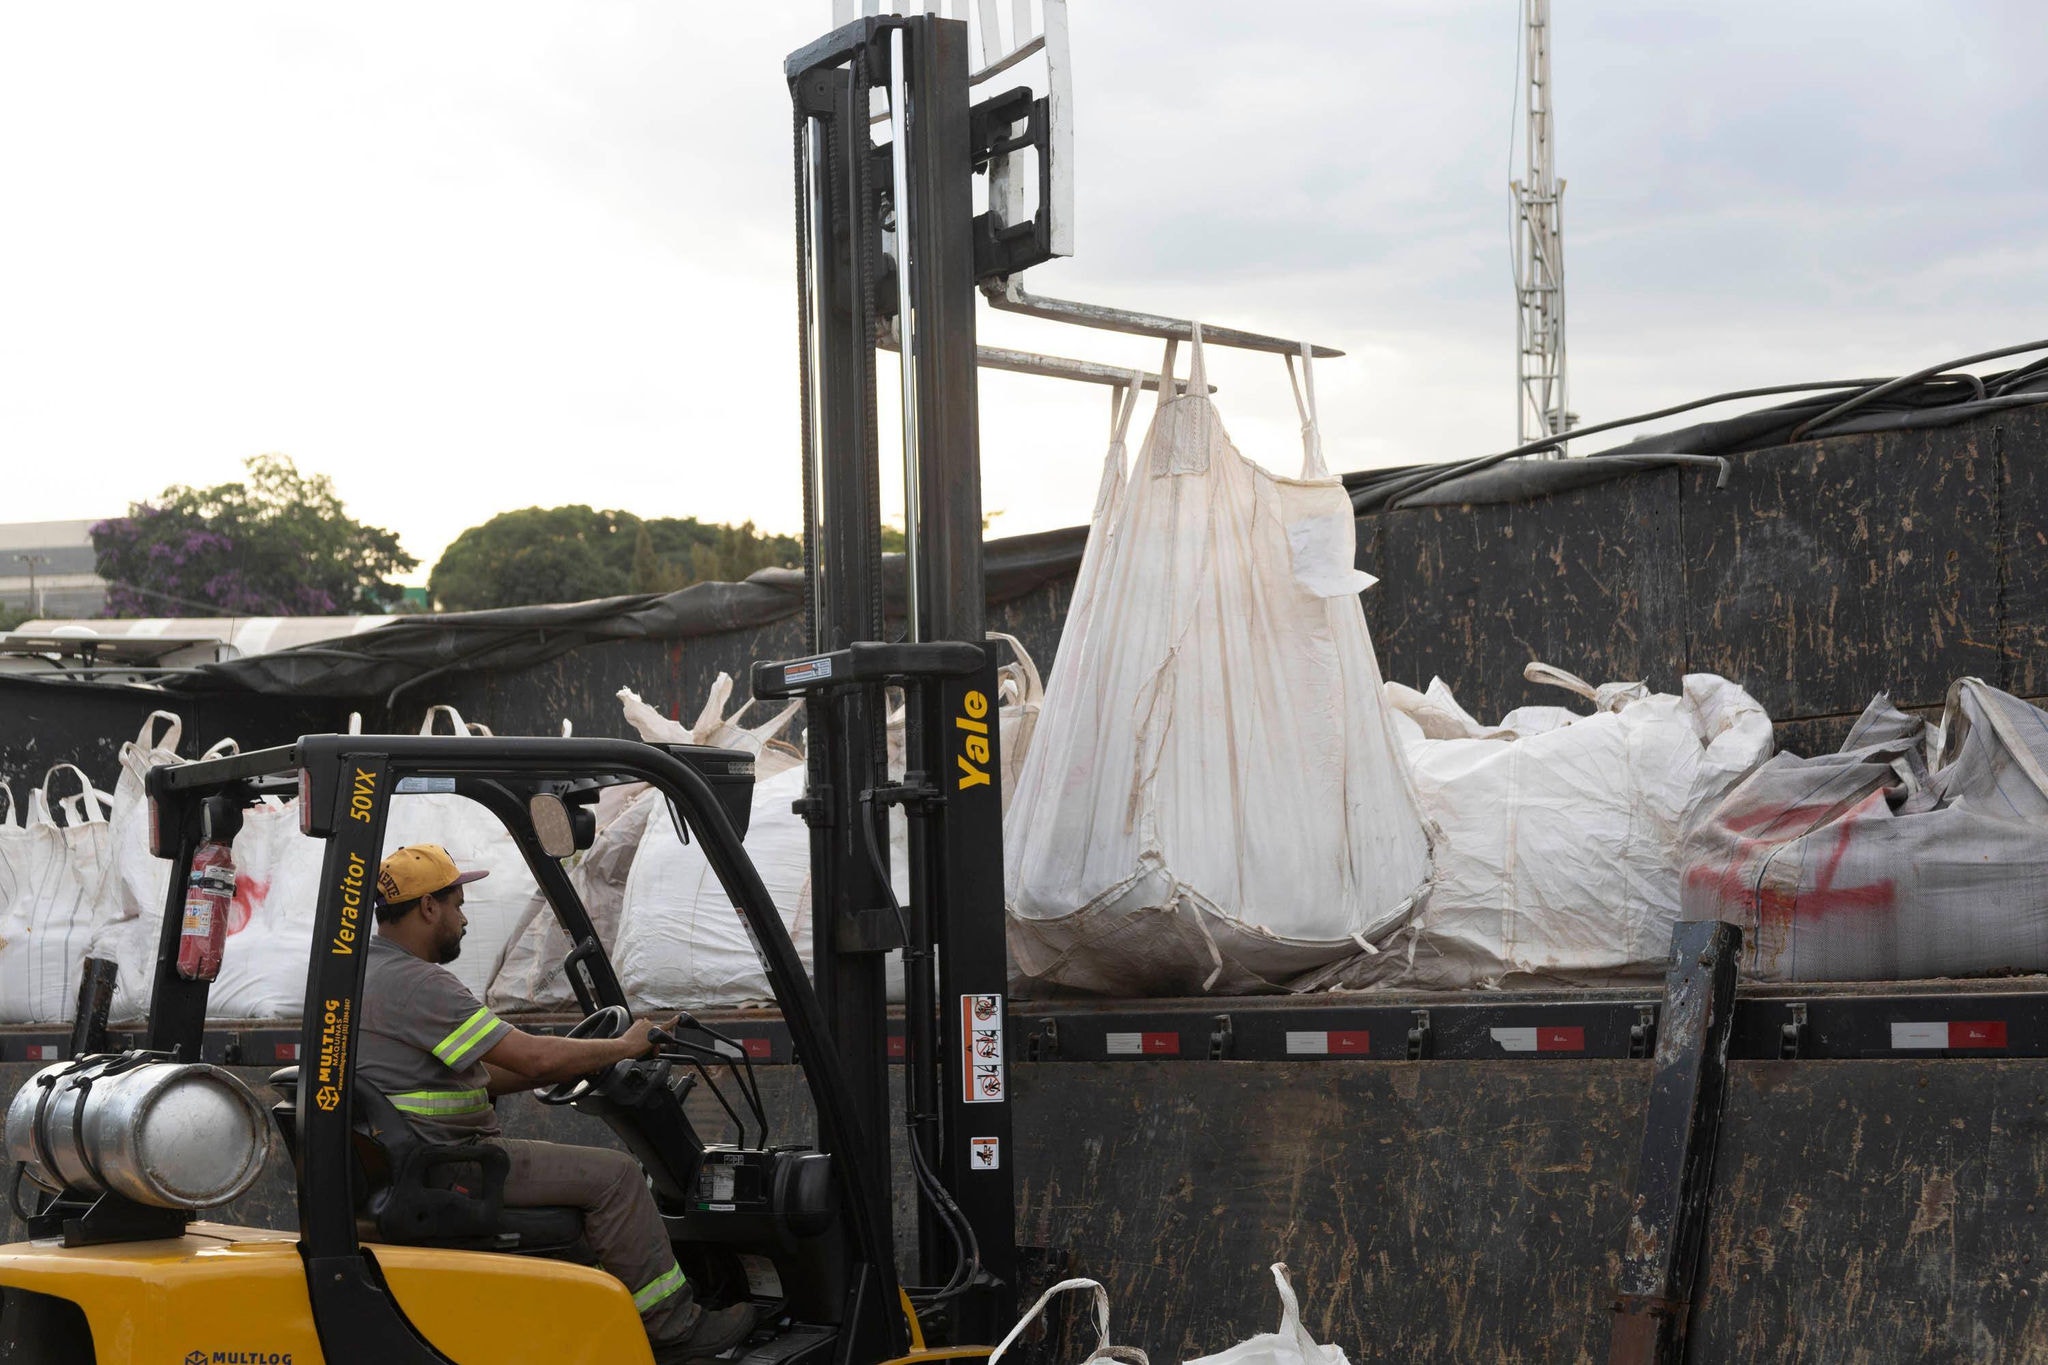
1285, 1030, 1371, 1055
741, 1037, 772, 1059
1491, 1026, 1586, 1053
1105, 1031, 1180, 1056
1891, 1021, 2006, 1050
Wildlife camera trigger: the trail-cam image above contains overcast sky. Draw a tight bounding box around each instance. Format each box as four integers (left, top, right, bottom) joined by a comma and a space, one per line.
3, 2, 2043, 582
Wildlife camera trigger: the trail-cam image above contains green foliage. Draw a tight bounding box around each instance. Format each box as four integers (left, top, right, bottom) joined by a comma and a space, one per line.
92, 454, 416, 616
430, 507, 801, 612
428, 506, 635, 612
0, 603, 34, 632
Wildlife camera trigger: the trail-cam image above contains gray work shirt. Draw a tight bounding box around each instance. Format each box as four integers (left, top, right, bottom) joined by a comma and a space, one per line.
358, 933, 513, 1143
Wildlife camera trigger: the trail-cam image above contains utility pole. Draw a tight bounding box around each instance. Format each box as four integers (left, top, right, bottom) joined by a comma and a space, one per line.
14, 553, 49, 617
1513, 0, 1574, 452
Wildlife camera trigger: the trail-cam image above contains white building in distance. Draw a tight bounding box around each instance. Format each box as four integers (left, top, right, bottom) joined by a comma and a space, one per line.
0, 520, 106, 618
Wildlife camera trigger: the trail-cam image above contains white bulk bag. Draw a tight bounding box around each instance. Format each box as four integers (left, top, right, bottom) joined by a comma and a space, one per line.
1005, 334, 1431, 995
489, 680, 802, 1012
988, 1277, 1146, 1365
1682, 680, 2048, 981
1332, 665, 1773, 991
381, 706, 543, 998
0, 766, 117, 1024
1184, 1266, 1349, 1365
205, 797, 331, 1019
610, 640, 1042, 1011
106, 713, 191, 924
991, 633, 1043, 813
98, 792, 330, 1023
489, 788, 665, 1014
615, 763, 815, 1010
0, 786, 31, 1001
91, 716, 242, 1021
672, 675, 806, 780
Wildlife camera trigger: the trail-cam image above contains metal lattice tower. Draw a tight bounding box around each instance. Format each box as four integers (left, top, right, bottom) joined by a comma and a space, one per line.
1513, 0, 1572, 451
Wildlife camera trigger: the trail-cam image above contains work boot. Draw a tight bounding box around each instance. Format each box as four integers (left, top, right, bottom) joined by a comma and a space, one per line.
655, 1302, 758, 1364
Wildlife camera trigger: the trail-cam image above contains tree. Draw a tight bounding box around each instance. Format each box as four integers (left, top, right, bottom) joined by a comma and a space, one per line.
429, 506, 637, 611
91, 454, 415, 616
431, 507, 800, 611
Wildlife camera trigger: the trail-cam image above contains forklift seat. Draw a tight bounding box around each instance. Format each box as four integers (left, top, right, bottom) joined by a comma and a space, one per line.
268, 1066, 590, 1260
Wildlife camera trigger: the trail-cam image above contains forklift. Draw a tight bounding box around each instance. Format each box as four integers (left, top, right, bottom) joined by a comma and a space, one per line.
0, 10, 1047, 1363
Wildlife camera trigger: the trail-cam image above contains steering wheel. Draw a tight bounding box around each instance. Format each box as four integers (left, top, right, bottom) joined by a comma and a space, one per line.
536, 1005, 633, 1107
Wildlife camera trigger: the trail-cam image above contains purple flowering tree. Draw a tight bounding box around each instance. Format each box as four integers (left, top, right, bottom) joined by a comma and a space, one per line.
92, 455, 415, 617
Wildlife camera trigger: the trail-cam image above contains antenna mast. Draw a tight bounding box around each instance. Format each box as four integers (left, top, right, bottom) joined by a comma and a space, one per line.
1513, 0, 1572, 451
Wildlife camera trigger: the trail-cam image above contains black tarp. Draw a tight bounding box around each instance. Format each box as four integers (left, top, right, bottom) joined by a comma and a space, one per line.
1346, 363, 2048, 512
132, 364, 2046, 703
158, 524, 1090, 701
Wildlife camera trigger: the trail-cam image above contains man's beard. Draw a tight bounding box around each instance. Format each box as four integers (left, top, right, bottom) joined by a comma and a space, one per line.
437, 928, 464, 965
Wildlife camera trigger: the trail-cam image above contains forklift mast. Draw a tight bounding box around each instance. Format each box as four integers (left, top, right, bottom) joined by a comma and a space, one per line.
760, 11, 1059, 1339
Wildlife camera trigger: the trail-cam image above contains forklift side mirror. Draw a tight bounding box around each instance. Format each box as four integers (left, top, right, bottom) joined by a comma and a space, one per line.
528, 793, 578, 859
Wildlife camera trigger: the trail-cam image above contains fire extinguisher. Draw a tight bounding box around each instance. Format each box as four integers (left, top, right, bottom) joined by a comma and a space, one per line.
178, 838, 235, 981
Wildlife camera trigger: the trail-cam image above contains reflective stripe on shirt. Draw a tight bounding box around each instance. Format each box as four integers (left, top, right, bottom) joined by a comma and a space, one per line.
432, 1006, 502, 1068
633, 1262, 689, 1313
387, 1087, 492, 1117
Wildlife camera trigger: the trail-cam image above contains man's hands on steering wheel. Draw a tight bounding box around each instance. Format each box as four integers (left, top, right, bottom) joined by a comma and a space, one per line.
489, 1005, 679, 1107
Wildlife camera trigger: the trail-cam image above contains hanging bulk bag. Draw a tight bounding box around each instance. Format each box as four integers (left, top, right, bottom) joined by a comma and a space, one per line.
1005, 332, 1431, 995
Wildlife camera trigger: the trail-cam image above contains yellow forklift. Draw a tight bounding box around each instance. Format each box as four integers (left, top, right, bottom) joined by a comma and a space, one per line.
1, 727, 966, 1363
1, 10, 1049, 1362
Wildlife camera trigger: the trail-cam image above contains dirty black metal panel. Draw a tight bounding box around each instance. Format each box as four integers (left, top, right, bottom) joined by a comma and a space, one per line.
1369, 468, 1686, 723
407, 590, 1069, 746
0, 676, 343, 795
9, 1055, 2048, 1360
409, 616, 812, 740
1352, 511, 1389, 642
1681, 424, 2007, 722
1996, 405, 2048, 701
1689, 1059, 2048, 1361
986, 575, 1072, 687
1010, 1060, 1648, 1363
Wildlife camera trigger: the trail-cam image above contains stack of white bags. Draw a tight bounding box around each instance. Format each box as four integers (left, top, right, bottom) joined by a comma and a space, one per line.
0, 647, 1042, 1025
0, 763, 117, 1024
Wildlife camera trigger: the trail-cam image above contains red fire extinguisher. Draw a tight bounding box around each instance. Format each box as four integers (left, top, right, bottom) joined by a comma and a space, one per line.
178, 839, 235, 981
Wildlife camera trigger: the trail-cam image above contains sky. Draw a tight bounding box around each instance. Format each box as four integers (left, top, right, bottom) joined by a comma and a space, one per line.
3, 2, 2044, 584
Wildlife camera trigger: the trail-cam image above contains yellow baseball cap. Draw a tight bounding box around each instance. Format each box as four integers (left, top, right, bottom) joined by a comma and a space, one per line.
376, 844, 489, 905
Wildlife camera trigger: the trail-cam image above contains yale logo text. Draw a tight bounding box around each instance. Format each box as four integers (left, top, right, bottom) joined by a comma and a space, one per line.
955, 688, 992, 790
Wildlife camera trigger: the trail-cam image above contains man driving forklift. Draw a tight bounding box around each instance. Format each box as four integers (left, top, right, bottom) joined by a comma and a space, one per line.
362, 842, 756, 1363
